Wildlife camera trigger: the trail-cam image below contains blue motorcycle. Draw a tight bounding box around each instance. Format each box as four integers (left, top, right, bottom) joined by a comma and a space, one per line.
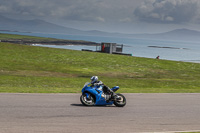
80, 82, 126, 107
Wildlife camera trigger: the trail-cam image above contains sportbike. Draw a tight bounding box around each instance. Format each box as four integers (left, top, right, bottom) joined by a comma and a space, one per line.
80, 82, 126, 107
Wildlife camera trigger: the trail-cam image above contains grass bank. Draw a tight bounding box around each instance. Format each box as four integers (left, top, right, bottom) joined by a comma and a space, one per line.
0, 33, 97, 45
0, 39, 200, 93
0, 33, 59, 41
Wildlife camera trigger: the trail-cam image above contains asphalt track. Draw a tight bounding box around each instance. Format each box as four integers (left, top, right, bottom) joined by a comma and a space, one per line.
0, 93, 200, 133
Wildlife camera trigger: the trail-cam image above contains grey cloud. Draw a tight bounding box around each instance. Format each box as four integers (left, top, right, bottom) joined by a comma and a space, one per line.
134, 0, 200, 24
0, 0, 140, 23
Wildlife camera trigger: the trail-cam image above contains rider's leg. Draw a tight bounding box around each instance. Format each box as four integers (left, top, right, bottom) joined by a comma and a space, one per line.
104, 86, 117, 99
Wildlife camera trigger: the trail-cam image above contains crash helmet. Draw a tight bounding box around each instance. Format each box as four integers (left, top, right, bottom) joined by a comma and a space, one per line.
91, 76, 98, 84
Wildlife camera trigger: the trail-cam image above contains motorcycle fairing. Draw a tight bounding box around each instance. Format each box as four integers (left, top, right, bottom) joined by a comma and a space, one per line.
111, 86, 119, 92
82, 85, 113, 105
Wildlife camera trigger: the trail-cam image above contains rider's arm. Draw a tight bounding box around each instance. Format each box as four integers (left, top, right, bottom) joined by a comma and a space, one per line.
94, 81, 103, 86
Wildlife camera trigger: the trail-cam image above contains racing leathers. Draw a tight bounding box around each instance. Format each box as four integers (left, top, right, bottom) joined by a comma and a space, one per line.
91, 80, 117, 102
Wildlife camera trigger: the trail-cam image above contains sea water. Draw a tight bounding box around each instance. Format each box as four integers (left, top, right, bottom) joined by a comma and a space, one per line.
1, 31, 200, 63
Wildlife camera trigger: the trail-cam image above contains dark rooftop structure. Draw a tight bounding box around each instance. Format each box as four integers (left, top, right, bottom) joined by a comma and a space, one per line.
96, 42, 123, 54
82, 42, 132, 56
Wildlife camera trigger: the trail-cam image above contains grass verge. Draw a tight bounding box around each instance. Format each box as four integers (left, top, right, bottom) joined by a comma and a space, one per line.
0, 40, 200, 93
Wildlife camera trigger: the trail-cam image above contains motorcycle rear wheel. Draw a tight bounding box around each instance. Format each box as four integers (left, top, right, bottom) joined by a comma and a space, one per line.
80, 94, 95, 106
114, 93, 126, 107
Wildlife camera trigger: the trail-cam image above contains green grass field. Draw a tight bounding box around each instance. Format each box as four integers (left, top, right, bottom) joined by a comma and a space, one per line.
0, 35, 200, 93
0, 33, 93, 43
0, 33, 57, 41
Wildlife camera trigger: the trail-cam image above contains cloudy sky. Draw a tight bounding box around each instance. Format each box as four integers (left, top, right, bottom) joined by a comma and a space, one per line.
1, 0, 200, 33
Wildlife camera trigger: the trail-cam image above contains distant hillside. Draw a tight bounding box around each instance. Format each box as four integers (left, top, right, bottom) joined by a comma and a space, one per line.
0, 15, 84, 34
150, 28, 200, 41
164, 28, 200, 36
1, 15, 200, 41
118, 28, 200, 41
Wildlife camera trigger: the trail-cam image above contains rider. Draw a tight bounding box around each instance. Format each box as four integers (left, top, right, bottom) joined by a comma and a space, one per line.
90, 76, 117, 102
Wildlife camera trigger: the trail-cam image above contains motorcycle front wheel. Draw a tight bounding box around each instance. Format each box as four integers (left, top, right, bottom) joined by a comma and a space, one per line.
114, 93, 126, 107
80, 93, 95, 106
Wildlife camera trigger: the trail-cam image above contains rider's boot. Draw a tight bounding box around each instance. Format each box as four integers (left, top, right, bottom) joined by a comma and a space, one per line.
111, 92, 117, 99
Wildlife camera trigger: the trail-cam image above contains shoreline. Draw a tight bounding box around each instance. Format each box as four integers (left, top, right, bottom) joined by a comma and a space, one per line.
148, 45, 189, 50
1, 39, 99, 46
33, 44, 200, 64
